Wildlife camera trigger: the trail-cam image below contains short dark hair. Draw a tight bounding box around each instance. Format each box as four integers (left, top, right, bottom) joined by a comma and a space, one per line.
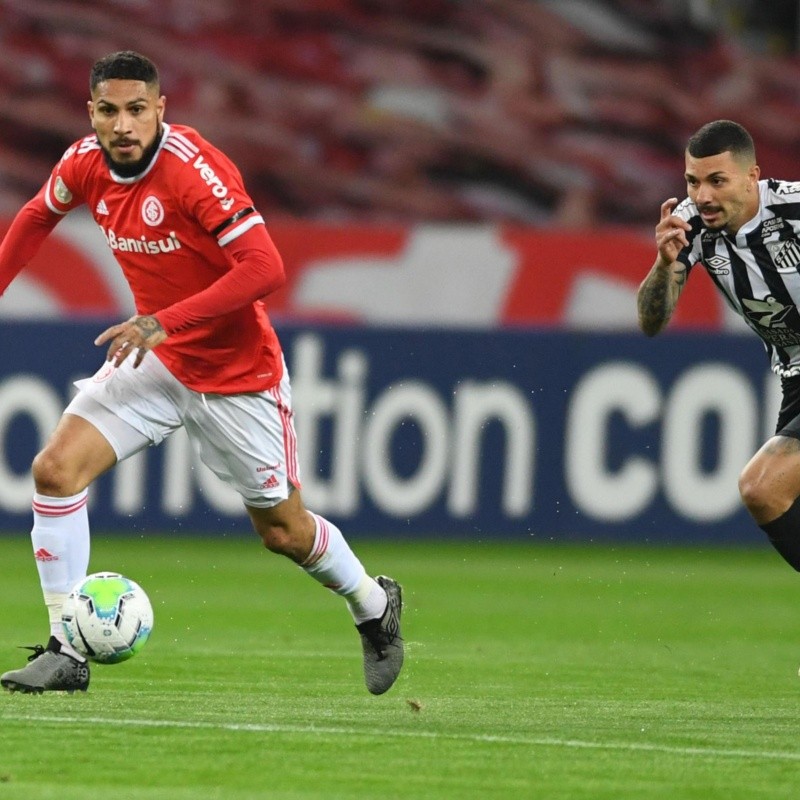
686, 120, 755, 161
90, 51, 159, 93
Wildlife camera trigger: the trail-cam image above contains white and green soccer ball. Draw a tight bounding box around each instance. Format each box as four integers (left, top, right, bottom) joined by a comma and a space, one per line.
61, 572, 154, 664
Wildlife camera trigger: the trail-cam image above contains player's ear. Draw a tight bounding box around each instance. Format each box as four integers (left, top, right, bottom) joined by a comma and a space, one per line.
156, 95, 166, 124
749, 163, 760, 187
87, 100, 96, 129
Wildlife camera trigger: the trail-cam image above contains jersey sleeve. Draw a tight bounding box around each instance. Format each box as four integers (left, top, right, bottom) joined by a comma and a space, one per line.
0, 188, 61, 296
154, 223, 285, 333
168, 129, 264, 246
41, 139, 89, 216
0, 138, 90, 296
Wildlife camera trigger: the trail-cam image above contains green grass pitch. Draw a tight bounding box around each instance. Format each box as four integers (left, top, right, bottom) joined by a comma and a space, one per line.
1, 534, 799, 799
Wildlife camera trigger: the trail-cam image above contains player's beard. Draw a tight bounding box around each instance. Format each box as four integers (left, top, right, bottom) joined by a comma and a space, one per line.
100, 125, 164, 179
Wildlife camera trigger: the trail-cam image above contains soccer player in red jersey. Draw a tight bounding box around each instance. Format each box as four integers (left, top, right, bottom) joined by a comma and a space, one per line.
0, 51, 403, 695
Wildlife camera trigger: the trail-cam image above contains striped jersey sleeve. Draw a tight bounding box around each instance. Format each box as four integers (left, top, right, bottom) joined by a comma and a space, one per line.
161, 125, 265, 247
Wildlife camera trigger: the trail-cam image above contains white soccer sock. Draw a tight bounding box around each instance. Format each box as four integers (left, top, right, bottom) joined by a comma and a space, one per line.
31, 490, 90, 653
302, 513, 387, 624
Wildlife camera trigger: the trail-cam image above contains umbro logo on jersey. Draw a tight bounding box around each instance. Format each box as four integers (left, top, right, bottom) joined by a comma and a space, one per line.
96, 198, 109, 215
704, 254, 730, 275
34, 548, 59, 562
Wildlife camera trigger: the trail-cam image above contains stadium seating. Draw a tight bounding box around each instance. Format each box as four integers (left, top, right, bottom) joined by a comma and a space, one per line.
1, 0, 799, 225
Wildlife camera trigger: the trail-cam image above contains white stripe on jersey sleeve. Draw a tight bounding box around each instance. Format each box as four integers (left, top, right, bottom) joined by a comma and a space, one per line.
43, 177, 69, 216
166, 131, 199, 159
217, 214, 265, 246
162, 142, 192, 163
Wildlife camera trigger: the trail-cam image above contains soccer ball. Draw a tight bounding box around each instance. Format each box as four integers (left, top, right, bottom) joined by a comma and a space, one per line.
61, 572, 154, 664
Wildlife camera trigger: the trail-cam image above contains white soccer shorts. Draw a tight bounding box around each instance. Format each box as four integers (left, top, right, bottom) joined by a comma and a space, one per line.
65, 352, 301, 508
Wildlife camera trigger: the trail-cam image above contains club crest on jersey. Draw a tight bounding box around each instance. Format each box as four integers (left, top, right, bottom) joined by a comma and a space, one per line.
766, 240, 800, 273
54, 176, 72, 204
141, 195, 165, 226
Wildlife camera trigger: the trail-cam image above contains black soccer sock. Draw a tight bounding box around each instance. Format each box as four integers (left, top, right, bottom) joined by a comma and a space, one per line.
760, 497, 800, 571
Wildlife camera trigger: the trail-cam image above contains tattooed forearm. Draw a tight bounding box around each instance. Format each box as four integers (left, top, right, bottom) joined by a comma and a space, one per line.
134, 315, 165, 342
637, 262, 686, 336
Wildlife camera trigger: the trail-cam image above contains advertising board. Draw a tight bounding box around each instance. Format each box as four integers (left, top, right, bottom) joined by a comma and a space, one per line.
0, 322, 772, 543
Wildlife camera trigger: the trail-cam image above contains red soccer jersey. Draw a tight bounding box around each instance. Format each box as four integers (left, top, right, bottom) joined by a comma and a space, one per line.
39, 122, 285, 394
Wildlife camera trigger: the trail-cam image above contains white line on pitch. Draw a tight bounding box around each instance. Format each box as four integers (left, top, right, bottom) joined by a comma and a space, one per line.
2, 712, 800, 763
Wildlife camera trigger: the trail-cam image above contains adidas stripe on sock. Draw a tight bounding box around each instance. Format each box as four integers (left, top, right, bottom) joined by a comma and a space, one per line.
301, 513, 387, 623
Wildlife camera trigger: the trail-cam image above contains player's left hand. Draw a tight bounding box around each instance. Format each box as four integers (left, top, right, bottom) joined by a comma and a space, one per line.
94, 314, 168, 368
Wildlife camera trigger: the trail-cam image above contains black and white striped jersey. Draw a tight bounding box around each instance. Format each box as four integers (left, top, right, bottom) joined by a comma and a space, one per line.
675, 179, 800, 377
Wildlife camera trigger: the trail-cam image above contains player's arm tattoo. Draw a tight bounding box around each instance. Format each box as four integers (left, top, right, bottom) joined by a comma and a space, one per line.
637, 262, 686, 336
134, 315, 165, 344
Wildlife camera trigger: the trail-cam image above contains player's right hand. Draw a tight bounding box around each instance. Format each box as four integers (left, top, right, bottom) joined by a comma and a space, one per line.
94, 314, 167, 369
655, 198, 690, 266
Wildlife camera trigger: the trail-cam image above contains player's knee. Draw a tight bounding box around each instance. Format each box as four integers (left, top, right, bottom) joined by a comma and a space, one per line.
31, 447, 78, 496
258, 523, 290, 553
252, 504, 315, 563
257, 523, 308, 563
738, 468, 774, 519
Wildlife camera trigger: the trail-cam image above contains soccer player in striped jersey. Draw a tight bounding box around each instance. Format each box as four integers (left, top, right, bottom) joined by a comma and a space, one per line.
0, 51, 403, 695
639, 118, 800, 584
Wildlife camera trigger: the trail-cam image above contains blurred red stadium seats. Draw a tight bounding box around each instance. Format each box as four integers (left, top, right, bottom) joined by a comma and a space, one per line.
1, 0, 799, 226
